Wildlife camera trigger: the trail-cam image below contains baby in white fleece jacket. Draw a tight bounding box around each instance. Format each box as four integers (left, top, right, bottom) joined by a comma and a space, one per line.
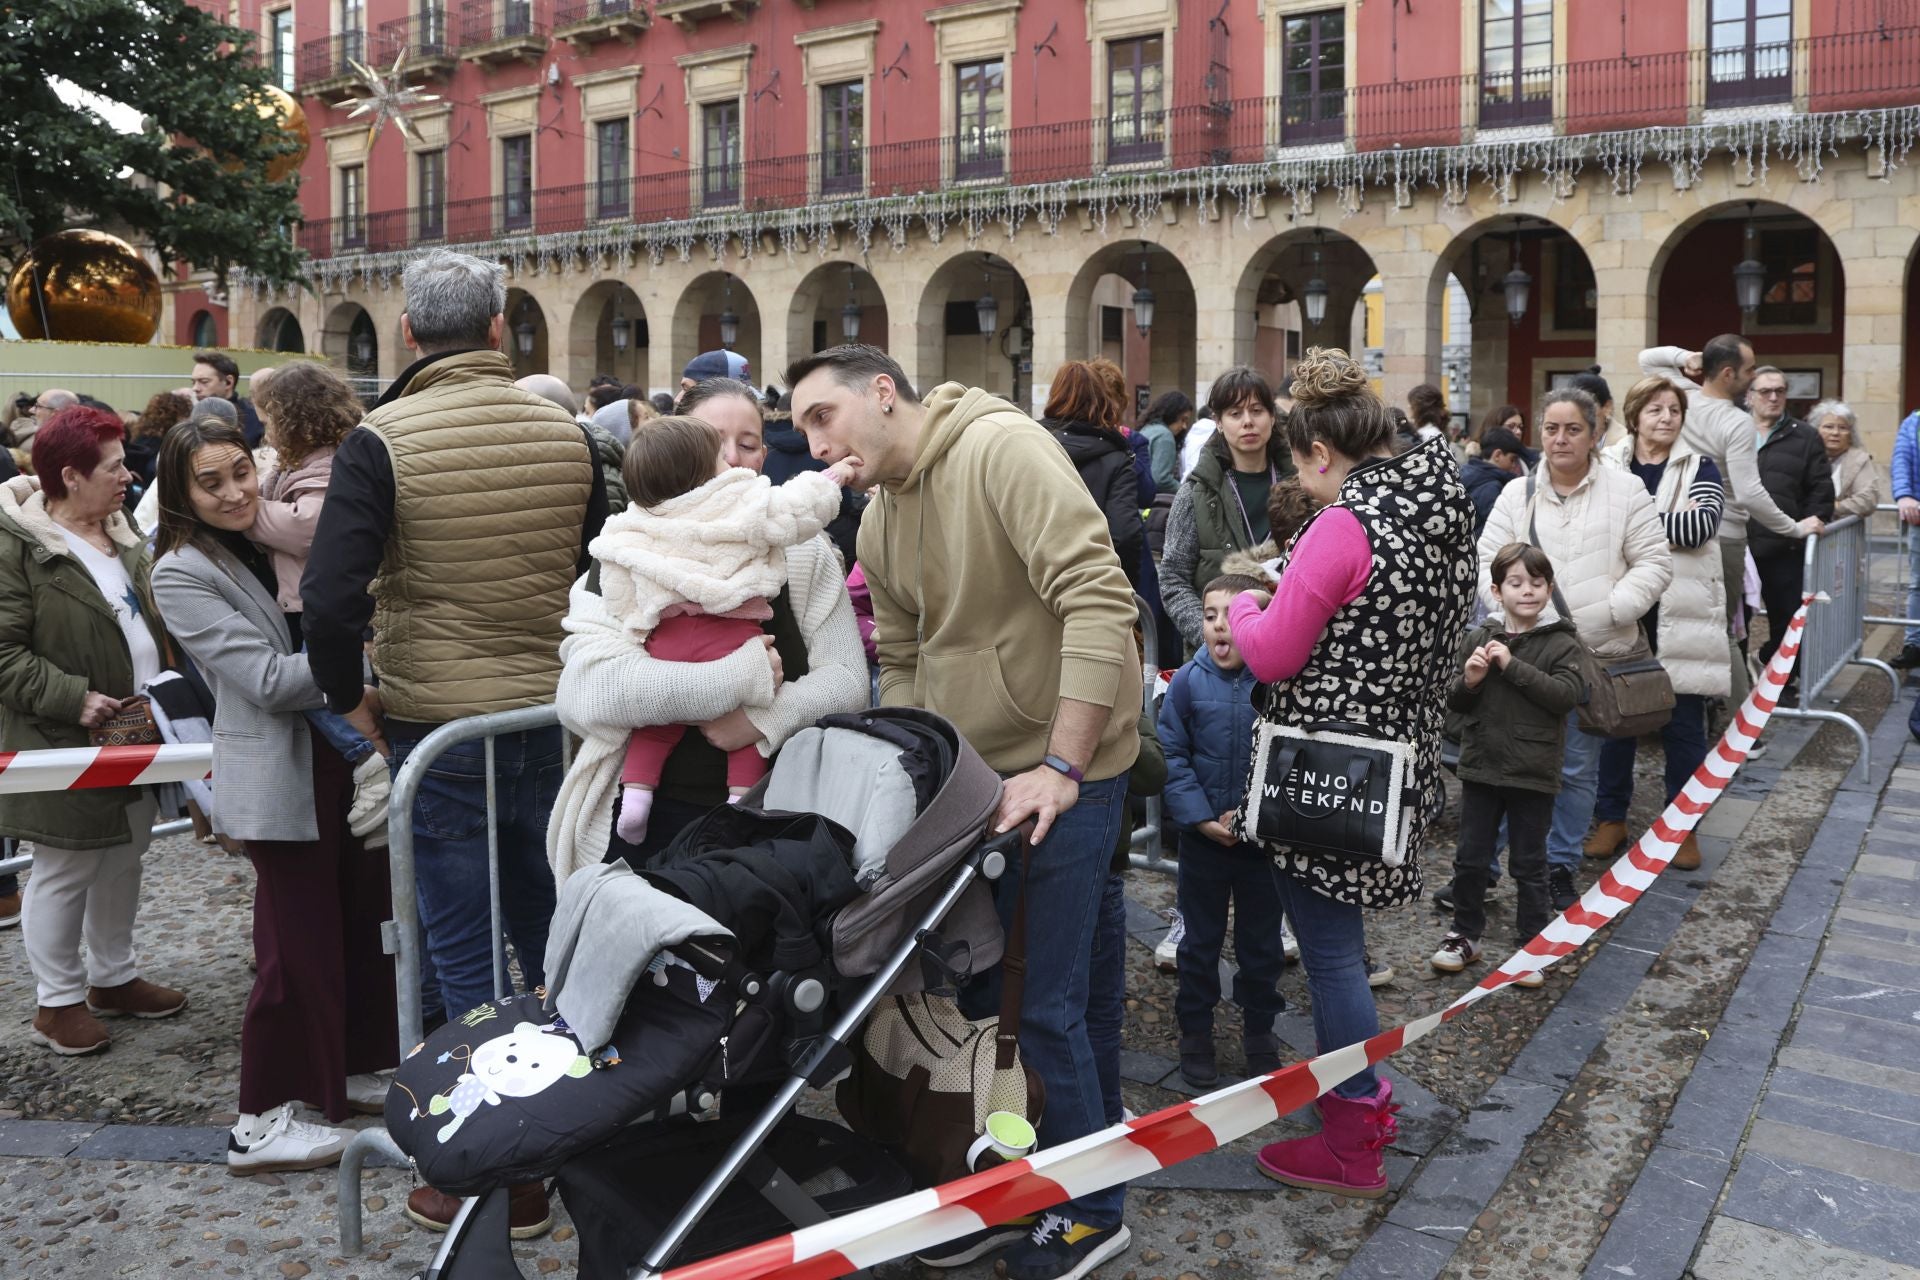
591, 415, 852, 843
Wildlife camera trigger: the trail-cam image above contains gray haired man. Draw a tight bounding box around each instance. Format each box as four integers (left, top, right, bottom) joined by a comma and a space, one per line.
302, 249, 607, 1237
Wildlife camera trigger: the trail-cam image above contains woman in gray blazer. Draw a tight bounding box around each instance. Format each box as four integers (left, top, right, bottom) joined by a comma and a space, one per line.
149, 419, 396, 1175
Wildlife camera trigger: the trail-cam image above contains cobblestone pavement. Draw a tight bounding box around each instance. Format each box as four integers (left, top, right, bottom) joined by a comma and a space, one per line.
2, 638, 1915, 1280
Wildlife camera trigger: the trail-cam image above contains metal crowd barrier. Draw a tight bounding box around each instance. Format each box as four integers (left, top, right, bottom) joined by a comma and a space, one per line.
1864, 502, 1920, 634
1770, 514, 1898, 780
0, 818, 194, 878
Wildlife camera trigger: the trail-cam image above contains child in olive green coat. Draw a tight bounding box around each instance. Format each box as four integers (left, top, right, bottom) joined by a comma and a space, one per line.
1432, 543, 1586, 980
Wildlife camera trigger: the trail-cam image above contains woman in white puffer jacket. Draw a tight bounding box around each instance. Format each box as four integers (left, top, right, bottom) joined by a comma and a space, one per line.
1591, 376, 1729, 874
1478, 388, 1672, 913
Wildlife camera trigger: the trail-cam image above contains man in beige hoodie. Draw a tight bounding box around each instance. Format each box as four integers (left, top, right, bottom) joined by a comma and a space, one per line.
787, 345, 1141, 1280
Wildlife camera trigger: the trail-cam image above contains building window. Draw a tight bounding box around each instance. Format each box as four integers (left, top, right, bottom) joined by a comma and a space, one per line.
1280, 9, 1344, 145
702, 100, 741, 207
595, 119, 630, 217
1553, 245, 1597, 331
340, 164, 365, 246
955, 59, 1005, 179
190, 311, 219, 348
1479, 0, 1552, 127
820, 81, 864, 195
1107, 35, 1165, 164
1707, 0, 1793, 107
504, 0, 533, 37
269, 9, 295, 90
1758, 228, 1817, 326
417, 148, 445, 239
340, 0, 365, 63
501, 134, 533, 229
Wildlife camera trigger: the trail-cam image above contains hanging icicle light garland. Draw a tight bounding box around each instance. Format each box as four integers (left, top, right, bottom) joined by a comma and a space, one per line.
263, 106, 1920, 298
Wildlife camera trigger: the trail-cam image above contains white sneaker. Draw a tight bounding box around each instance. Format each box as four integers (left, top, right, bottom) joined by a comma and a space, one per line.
228, 1103, 348, 1174
1154, 910, 1186, 972
346, 1071, 392, 1114
1365, 951, 1395, 987
1281, 914, 1299, 962
348, 753, 391, 848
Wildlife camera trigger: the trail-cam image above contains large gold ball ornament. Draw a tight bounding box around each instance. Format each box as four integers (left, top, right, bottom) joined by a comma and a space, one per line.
249, 85, 311, 183
5, 230, 163, 345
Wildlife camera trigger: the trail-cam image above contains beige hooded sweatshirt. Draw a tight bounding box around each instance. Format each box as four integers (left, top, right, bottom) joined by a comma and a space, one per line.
858, 383, 1142, 782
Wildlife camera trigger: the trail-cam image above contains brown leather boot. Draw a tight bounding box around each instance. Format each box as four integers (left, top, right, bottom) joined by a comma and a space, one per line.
405, 1182, 552, 1239
1583, 820, 1629, 859
1670, 833, 1702, 871
87, 978, 188, 1019
32, 1003, 111, 1056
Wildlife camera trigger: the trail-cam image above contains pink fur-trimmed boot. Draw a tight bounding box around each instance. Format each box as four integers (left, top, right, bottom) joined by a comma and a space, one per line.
1255, 1078, 1399, 1198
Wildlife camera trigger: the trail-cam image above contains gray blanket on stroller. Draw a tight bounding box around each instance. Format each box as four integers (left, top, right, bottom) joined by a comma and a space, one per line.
544, 862, 732, 1050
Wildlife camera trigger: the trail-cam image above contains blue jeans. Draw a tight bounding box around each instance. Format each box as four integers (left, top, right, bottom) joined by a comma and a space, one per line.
1595, 694, 1709, 824
1086, 872, 1128, 1126
1272, 871, 1378, 1101
305, 707, 376, 764
974, 776, 1128, 1226
1546, 712, 1603, 872
388, 723, 564, 1019
1174, 835, 1286, 1037
1907, 532, 1920, 648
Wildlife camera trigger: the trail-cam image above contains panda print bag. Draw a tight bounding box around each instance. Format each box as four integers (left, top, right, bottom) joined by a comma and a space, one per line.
388, 979, 729, 1196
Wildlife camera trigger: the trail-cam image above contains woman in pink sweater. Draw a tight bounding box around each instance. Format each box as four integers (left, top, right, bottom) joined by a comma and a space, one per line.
1227, 348, 1478, 1200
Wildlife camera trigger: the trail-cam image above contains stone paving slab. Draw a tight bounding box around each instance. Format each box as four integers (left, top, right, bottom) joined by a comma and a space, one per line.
1718, 1149, 1920, 1270
1757, 1086, 1920, 1158
1692, 1216, 1920, 1280
1579, 1144, 1730, 1280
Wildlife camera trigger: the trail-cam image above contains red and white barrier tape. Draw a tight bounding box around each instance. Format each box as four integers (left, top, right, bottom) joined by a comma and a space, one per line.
663, 601, 1813, 1280
0, 743, 213, 796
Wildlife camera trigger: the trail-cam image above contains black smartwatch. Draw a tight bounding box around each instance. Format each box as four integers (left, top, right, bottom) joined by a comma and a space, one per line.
1041, 753, 1085, 783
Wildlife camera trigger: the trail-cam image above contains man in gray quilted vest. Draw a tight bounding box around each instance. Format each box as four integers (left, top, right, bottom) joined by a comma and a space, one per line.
303, 248, 607, 1238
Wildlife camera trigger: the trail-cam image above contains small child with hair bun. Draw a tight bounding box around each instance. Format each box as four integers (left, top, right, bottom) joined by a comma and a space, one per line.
592, 415, 854, 843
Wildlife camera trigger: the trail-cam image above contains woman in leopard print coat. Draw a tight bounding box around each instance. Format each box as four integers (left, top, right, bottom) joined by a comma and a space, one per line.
1225, 347, 1477, 1198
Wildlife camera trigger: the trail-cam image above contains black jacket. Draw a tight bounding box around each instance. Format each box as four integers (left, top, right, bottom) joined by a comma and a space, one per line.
764, 417, 864, 570
1461, 457, 1520, 534
1748, 417, 1836, 557
1446, 619, 1588, 794
1044, 417, 1142, 586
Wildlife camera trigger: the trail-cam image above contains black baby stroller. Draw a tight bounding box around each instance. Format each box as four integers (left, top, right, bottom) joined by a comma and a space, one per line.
389, 707, 1020, 1280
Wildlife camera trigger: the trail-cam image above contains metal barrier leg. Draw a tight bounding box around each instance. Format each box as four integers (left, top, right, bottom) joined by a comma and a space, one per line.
1770, 706, 1871, 785
336, 1125, 408, 1255
1128, 592, 1173, 877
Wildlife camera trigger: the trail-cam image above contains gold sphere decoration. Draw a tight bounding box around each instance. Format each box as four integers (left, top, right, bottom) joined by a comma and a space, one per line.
6, 230, 162, 345
248, 85, 311, 183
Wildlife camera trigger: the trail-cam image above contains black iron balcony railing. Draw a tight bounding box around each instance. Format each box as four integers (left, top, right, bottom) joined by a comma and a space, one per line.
554, 0, 644, 24
461, 0, 547, 48
297, 25, 1920, 259
379, 8, 457, 61
297, 31, 368, 89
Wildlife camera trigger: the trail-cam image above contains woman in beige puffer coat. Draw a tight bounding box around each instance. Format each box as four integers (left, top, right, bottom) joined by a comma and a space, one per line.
1589, 377, 1729, 872
1477, 388, 1672, 911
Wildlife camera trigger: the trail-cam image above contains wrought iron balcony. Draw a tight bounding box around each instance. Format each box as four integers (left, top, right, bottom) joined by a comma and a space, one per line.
460, 0, 548, 65
297, 31, 369, 95
655, 0, 758, 32
377, 9, 459, 78
553, 0, 650, 50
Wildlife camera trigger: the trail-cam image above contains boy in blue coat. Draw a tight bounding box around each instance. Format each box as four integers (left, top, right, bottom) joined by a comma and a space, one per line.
1158, 572, 1285, 1089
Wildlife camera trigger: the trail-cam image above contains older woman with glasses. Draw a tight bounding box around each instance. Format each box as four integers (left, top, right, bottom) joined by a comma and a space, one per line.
1808, 400, 1882, 519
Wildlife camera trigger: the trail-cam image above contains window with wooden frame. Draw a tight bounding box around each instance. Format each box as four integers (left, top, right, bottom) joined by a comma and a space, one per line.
955, 59, 1006, 179
1479, 0, 1552, 127
819, 81, 864, 195
701, 99, 741, 207
501, 134, 533, 229
1281, 9, 1345, 145
1107, 35, 1165, 163
1707, 0, 1793, 107
595, 118, 630, 217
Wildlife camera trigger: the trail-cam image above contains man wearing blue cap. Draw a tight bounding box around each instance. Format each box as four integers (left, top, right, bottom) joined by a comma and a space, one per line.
680, 350, 751, 396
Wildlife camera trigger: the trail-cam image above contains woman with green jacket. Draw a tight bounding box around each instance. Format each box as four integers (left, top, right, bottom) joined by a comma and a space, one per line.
0, 408, 186, 1057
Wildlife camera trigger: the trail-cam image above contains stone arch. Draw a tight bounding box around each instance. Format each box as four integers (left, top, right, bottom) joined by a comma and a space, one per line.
787, 260, 890, 363
671, 271, 762, 389
1063, 240, 1196, 420
914, 251, 1031, 406
504, 288, 551, 380
1432, 214, 1600, 434
188, 308, 219, 349
256, 306, 305, 353
322, 301, 378, 399
1649, 200, 1846, 421
566, 280, 648, 391
1232, 228, 1381, 385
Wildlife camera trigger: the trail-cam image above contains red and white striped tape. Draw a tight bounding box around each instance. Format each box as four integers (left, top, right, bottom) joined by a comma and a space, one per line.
662, 601, 1813, 1280
0, 743, 214, 796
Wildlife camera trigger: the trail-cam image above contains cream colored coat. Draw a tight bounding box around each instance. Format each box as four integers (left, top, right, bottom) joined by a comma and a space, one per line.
1828, 446, 1883, 520
1479, 458, 1674, 660
1599, 438, 1731, 698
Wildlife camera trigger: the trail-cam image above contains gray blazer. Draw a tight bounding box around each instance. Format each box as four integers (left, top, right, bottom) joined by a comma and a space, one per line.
150, 542, 324, 843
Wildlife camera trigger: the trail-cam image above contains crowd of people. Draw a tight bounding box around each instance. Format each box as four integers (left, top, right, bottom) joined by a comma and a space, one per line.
3, 244, 1918, 1280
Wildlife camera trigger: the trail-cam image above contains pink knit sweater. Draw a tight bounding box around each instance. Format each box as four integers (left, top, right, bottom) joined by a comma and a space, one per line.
1227, 506, 1374, 682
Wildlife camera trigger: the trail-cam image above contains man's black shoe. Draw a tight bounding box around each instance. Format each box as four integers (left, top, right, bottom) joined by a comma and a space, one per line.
1892, 644, 1920, 670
